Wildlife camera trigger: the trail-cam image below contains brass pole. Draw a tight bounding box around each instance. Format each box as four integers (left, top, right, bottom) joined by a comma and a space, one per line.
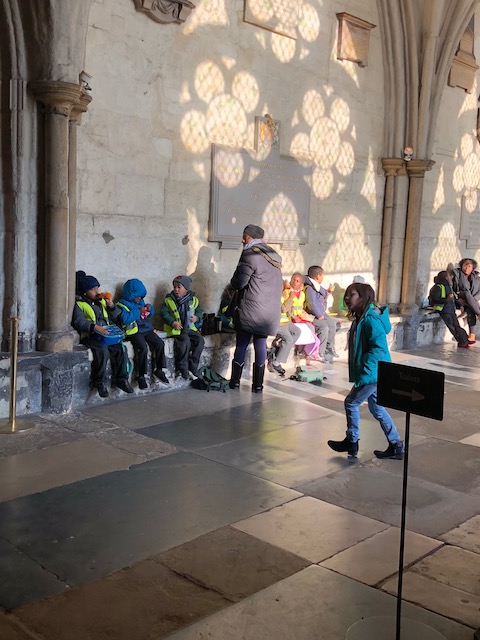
0, 317, 34, 433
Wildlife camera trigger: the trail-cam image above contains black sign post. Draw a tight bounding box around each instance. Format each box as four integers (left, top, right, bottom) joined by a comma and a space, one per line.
377, 362, 445, 640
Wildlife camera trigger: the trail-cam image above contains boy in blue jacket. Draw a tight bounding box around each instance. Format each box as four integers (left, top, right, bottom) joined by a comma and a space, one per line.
117, 279, 169, 389
304, 265, 338, 361
327, 282, 404, 461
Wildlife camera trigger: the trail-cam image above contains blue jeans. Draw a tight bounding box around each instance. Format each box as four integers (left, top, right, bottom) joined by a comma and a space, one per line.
344, 383, 401, 444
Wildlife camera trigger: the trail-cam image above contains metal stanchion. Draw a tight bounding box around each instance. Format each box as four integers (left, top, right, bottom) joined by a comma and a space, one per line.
0, 317, 34, 433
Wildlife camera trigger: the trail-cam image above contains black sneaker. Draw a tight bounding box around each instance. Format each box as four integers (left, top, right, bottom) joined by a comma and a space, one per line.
271, 362, 286, 375
138, 376, 148, 390
96, 383, 109, 398
153, 369, 169, 384
115, 379, 134, 394
326, 347, 340, 358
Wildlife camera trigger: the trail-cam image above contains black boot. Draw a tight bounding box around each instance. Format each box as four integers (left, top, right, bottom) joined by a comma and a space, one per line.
252, 363, 265, 393
327, 437, 359, 458
374, 441, 404, 460
229, 361, 244, 389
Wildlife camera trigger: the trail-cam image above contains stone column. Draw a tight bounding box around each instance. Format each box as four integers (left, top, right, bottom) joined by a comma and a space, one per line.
398, 159, 435, 315
68, 93, 92, 317
378, 159, 404, 306
30, 81, 82, 353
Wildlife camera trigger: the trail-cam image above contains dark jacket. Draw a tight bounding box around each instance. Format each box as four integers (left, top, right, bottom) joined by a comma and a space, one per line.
348, 305, 392, 387
304, 277, 329, 318
429, 278, 455, 314
72, 296, 122, 340
230, 243, 283, 336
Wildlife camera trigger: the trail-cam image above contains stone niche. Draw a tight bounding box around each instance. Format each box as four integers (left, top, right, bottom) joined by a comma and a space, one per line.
209, 116, 311, 249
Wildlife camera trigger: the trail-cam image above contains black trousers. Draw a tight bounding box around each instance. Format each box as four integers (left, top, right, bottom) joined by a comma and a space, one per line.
128, 330, 166, 377
441, 312, 468, 345
173, 331, 204, 375
81, 338, 128, 385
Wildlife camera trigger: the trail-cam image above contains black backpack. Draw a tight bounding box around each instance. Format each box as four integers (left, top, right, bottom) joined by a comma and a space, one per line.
191, 366, 229, 392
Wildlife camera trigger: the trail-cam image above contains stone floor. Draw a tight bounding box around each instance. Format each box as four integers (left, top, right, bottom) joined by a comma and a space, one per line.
0, 342, 479, 639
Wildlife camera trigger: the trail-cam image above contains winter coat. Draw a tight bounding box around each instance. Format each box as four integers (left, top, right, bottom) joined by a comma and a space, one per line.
429, 278, 456, 314
230, 243, 283, 336
118, 279, 155, 335
72, 296, 122, 340
304, 277, 329, 318
348, 304, 392, 387
451, 265, 480, 299
160, 292, 202, 336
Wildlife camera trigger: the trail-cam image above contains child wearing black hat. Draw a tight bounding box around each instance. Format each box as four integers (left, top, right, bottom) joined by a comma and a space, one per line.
72, 270, 134, 397
160, 275, 205, 379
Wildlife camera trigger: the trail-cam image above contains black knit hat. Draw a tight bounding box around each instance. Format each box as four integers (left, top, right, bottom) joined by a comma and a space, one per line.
243, 224, 264, 239
76, 270, 100, 295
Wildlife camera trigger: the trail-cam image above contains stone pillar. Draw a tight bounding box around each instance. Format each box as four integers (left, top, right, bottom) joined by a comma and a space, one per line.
30, 81, 82, 353
378, 159, 404, 306
68, 93, 92, 316
398, 159, 435, 315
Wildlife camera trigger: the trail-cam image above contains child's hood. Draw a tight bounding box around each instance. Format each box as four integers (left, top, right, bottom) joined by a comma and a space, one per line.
123, 279, 147, 301
365, 304, 392, 334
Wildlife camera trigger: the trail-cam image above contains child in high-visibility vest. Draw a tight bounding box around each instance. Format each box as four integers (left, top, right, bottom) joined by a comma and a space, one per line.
429, 271, 471, 349
160, 275, 205, 380
71, 270, 133, 398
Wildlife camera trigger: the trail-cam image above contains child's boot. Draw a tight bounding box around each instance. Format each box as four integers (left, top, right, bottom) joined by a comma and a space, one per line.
138, 375, 148, 390
229, 361, 244, 389
327, 437, 358, 458
374, 440, 404, 460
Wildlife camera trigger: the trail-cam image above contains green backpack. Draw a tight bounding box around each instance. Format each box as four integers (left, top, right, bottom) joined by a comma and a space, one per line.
191, 366, 229, 392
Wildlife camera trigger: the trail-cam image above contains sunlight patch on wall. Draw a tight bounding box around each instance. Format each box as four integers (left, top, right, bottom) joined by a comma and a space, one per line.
432, 166, 445, 213
186, 207, 204, 274
183, 0, 229, 34
312, 166, 334, 198
195, 61, 225, 103
299, 2, 320, 42
271, 32, 296, 62
429, 222, 461, 273
206, 94, 247, 146
323, 214, 373, 273
232, 71, 260, 113
180, 110, 210, 153
302, 89, 325, 125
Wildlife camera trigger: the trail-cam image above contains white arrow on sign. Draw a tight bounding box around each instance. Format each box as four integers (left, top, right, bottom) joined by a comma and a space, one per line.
392, 388, 425, 402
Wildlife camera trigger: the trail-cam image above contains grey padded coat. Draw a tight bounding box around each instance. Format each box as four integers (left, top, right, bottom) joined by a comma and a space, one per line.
230, 243, 283, 336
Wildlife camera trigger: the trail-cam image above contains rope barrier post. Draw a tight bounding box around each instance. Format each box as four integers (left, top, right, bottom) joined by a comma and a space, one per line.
0, 317, 34, 434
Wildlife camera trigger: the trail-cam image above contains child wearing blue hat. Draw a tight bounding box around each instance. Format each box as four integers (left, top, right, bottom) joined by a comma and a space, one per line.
117, 278, 169, 388
72, 270, 133, 398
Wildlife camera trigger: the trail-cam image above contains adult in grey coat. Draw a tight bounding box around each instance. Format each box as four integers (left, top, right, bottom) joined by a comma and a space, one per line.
229, 224, 283, 392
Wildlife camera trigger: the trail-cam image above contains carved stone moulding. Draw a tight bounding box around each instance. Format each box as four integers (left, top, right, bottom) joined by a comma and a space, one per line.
133, 0, 195, 24
29, 81, 83, 117
336, 12, 376, 67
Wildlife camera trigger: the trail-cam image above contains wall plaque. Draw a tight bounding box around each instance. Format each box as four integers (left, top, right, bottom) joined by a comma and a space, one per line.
209, 115, 311, 249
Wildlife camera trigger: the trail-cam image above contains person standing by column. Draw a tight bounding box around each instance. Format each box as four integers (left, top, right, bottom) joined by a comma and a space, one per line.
228, 224, 283, 392
327, 282, 404, 461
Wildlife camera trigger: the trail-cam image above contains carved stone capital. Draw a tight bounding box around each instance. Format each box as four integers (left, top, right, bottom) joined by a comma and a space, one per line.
30, 81, 82, 117
405, 159, 435, 178
70, 92, 93, 125
381, 158, 405, 177
133, 0, 195, 24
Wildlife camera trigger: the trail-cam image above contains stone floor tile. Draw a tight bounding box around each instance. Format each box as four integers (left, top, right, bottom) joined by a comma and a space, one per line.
88, 426, 177, 459
13, 560, 231, 640
410, 545, 480, 596
0, 451, 300, 605
440, 515, 480, 553
460, 433, 480, 447
0, 439, 140, 503
298, 464, 480, 537
155, 526, 310, 601
168, 565, 473, 640
0, 418, 82, 459
321, 527, 443, 585
233, 496, 387, 563
382, 571, 480, 629
0, 613, 34, 640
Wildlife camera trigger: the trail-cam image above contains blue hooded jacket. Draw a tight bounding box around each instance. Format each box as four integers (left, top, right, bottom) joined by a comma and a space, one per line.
348, 304, 392, 386
118, 279, 155, 334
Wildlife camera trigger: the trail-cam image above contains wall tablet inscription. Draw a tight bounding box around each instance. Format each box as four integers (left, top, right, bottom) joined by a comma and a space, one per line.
209, 116, 311, 249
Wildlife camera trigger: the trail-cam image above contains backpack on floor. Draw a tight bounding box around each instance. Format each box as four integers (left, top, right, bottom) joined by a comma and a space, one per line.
191, 366, 229, 392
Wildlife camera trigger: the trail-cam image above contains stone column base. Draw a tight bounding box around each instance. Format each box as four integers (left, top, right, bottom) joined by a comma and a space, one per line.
37, 330, 75, 353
